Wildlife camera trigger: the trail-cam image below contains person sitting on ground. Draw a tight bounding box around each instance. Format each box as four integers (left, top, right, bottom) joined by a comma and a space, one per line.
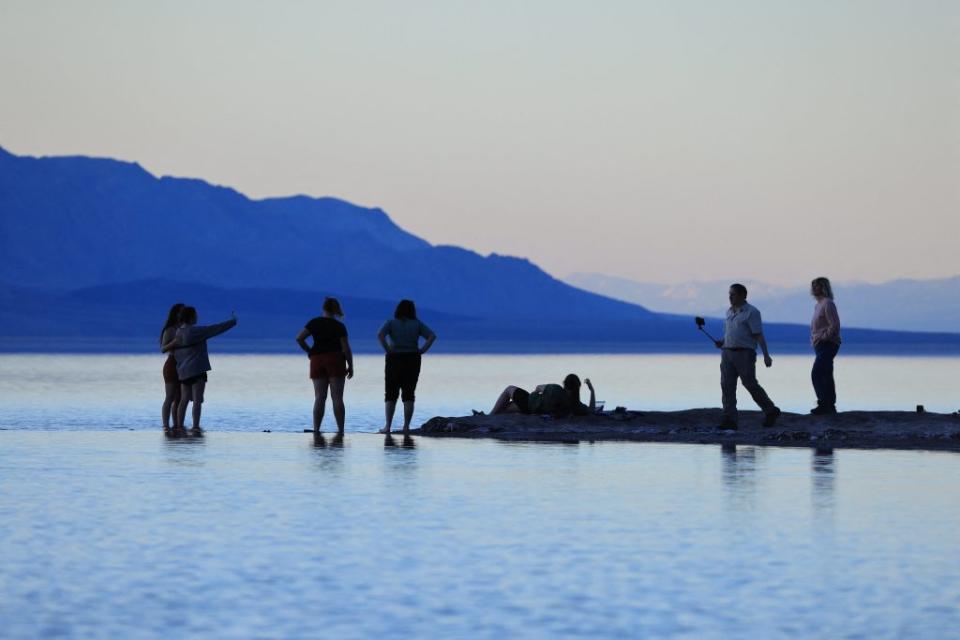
483, 374, 596, 417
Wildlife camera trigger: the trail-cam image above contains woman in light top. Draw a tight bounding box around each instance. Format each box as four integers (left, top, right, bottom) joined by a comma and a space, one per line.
162, 306, 237, 436
159, 302, 185, 435
296, 297, 354, 435
378, 299, 436, 434
810, 277, 841, 415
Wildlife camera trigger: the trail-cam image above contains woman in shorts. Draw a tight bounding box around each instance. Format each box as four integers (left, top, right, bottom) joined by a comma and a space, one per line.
378, 299, 436, 434
296, 297, 354, 434
162, 306, 237, 436
159, 302, 185, 435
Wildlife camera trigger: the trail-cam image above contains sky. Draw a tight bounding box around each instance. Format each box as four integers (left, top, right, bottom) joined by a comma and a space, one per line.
1, 0, 957, 285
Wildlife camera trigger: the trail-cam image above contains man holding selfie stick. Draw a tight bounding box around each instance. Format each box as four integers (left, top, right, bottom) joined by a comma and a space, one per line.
715, 283, 781, 429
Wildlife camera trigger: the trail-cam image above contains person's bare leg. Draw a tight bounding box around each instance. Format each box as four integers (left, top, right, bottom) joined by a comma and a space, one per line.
162, 382, 179, 431
190, 380, 206, 432
402, 400, 415, 434
312, 378, 329, 433
176, 384, 191, 434
491, 386, 518, 414
329, 377, 346, 433
381, 400, 397, 434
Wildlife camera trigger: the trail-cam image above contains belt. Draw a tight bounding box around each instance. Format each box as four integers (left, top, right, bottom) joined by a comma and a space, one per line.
723, 347, 754, 352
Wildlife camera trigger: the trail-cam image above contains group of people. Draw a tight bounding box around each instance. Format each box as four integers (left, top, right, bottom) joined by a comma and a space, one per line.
159, 298, 436, 437
158, 277, 842, 436
711, 277, 841, 429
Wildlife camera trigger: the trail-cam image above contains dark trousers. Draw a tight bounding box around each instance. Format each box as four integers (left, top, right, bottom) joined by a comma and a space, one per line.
385, 352, 422, 402
721, 349, 777, 423
811, 341, 840, 408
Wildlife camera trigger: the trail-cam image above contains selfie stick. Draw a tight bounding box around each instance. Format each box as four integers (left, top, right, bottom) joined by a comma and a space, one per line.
695, 316, 720, 344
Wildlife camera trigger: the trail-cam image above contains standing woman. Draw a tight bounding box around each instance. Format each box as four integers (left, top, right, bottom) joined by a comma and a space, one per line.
810, 277, 842, 415
378, 299, 437, 434
296, 297, 354, 434
160, 302, 185, 435
162, 306, 238, 436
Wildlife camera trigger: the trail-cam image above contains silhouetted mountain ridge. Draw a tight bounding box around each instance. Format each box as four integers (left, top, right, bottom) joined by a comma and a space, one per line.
0, 146, 648, 320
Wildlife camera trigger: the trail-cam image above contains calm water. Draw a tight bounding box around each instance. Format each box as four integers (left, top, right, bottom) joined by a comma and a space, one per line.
0, 433, 958, 638
1, 355, 958, 638
0, 353, 958, 431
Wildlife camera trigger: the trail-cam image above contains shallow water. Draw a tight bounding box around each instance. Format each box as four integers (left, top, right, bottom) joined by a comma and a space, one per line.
0, 354, 957, 431
0, 432, 958, 638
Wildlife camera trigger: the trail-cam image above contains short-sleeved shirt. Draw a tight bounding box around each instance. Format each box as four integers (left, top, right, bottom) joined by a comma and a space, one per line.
723, 302, 763, 350
305, 317, 347, 355
379, 318, 434, 353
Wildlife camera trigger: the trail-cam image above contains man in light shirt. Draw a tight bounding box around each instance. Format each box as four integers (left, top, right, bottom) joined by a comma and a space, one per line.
713, 283, 781, 429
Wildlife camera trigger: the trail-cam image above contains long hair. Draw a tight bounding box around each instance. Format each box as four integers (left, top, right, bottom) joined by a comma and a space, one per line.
394, 299, 417, 320
323, 297, 344, 317
811, 277, 834, 300
160, 303, 185, 343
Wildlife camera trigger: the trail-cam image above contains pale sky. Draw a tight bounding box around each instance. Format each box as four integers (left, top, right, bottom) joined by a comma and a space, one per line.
1, 0, 957, 285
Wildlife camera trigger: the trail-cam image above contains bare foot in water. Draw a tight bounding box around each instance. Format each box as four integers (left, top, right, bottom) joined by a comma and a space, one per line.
379, 427, 392, 434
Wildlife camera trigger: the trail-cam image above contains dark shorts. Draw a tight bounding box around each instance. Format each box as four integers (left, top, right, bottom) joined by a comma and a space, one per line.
511, 387, 531, 414
310, 352, 347, 379
385, 352, 421, 402
181, 372, 208, 386
163, 355, 180, 384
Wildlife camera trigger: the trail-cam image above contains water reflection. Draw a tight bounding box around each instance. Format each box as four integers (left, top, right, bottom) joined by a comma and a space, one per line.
811, 448, 835, 519
721, 444, 763, 511
161, 433, 206, 467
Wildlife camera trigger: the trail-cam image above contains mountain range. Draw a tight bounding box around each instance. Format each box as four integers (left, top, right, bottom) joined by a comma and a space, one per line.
565, 273, 960, 333
2, 145, 959, 353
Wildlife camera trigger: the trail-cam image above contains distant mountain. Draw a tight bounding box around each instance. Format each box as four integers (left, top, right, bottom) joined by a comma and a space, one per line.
1, 145, 959, 353
0, 146, 649, 320
4, 279, 956, 354
566, 273, 960, 333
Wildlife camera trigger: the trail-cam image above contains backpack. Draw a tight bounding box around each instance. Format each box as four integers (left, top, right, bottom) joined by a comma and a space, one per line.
528, 384, 569, 415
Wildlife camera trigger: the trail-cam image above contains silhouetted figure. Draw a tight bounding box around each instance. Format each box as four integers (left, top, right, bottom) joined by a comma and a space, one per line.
714, 284, 780, 429
485, 374, 596, 416
809, 277, 842, 415
378, 299, 436, 435
296, 297, 354, 434
159, 302, 185, 436
162, 306, 237, 437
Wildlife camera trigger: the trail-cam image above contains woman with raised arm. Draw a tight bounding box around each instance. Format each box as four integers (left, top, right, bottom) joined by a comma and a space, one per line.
296, 297, 354, 435
162, 306, 237, 436
810, 277, 842, 415
159, 302, 185, 436
378, 299, 436, 435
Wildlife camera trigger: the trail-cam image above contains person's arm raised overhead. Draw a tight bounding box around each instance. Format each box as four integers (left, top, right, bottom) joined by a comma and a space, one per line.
341, 336, 354, 379
296, 328, 311, 354
585, 377, 596, 412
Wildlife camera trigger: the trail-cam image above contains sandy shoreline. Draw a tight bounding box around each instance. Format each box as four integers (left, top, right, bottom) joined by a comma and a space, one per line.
414, 409, 960, 451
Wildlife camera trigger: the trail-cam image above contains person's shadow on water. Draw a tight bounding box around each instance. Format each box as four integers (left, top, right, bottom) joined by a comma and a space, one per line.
384, 434, 416, 449
313, 432, 346, 449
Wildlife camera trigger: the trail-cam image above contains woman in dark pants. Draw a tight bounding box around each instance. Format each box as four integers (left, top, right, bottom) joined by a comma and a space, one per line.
809, 277, 841, 414
378, 300, 436, 434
